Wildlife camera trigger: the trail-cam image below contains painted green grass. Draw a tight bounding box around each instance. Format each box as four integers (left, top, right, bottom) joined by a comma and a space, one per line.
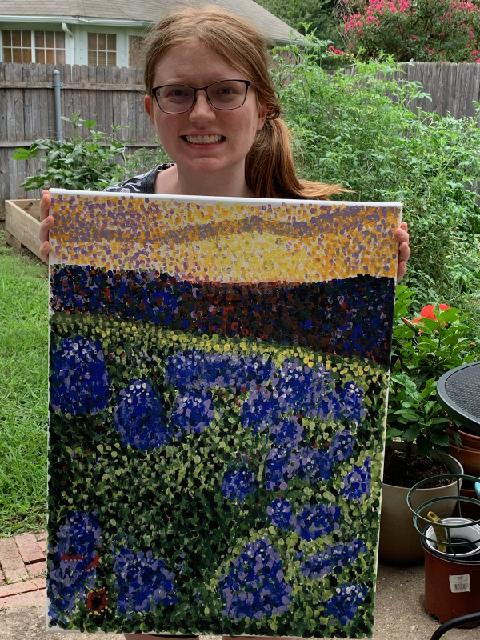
0, 229, 48, 536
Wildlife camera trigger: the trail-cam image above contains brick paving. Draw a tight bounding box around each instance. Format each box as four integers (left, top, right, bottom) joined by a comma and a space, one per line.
0, 532, 46, 608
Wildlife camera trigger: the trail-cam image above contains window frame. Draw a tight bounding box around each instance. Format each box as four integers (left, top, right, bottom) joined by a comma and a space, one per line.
1, 28, 66, 64
87, 31, 117, 67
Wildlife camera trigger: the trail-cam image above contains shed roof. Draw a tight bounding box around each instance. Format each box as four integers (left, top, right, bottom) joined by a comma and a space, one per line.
0, 0, 301, 44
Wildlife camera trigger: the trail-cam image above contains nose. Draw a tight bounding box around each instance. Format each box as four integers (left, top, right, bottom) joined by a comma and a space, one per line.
189, 89, 215, 121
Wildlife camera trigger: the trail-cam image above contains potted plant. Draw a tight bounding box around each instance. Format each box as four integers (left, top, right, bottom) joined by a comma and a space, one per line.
379, 285, 479, 563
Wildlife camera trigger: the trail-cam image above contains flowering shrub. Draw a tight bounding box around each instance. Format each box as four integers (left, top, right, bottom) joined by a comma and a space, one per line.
387, 285, 479, 454
340, 0, 480, 61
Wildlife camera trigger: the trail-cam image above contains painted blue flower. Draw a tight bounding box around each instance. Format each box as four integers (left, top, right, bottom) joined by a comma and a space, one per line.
298, 447, 333, 482
301, 539, 367, 579
165, 350, 273, 391
218, 538, 292, 620
293, 503, 341, 541
272, 358, 313, 410
264, 447, 301, 491
335, 381, 365, 424
55, 511, 102, 561
221, 466, 257, 503
47, 512, 101, 625
324, 582, 368, 626
114, 547, 177, 614
170, 388, 214, 436
341, 458, 371, 501
266, 498, 293, 529
300, 365, 336, 419
328, 430, 357, 463
50, 336, 109, 415
241, 388, 284, 434
269, 417, 304, 449
113, 379, 171, 450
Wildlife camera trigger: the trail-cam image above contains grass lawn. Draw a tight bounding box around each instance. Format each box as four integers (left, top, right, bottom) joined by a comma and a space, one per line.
0, 228, 48, 536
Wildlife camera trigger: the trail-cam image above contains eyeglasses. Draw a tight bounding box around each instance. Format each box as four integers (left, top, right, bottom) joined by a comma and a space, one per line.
151, 79, 252, 114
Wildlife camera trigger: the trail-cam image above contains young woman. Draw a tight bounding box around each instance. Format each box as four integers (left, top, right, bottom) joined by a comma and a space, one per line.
40, 6, 409, 639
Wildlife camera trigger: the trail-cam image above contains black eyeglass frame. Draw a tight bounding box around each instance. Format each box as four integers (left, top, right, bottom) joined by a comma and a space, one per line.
151, 79, 252, 114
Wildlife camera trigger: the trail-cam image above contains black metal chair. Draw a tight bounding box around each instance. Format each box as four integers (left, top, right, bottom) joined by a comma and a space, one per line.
432, 362, 480, 639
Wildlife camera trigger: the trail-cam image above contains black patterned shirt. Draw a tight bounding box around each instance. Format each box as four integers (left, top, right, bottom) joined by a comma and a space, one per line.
105, 163, 174, 193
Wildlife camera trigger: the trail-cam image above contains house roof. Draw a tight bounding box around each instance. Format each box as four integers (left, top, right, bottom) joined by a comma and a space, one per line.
0, 0, 301, 44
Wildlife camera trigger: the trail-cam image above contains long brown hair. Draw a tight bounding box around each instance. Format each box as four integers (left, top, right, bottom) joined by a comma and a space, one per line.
143, 5, 344, 199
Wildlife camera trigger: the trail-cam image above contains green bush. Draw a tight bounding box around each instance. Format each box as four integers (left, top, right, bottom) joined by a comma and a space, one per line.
13, 114, 172, 191
13, 114, 127, 191
256, 0, 340, 39
272, 37, 480, 309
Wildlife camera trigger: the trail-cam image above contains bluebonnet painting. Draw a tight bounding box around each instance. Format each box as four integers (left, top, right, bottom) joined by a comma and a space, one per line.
47, 190, 400, 636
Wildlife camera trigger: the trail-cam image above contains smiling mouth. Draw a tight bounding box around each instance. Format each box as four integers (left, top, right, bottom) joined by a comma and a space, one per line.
182, 134, 226, 144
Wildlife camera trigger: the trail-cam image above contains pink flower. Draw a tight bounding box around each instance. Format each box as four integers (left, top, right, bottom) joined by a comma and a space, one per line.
344, 13, 364, 33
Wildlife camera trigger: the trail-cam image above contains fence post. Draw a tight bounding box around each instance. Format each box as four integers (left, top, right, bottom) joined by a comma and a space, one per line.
53, 69, 63, 141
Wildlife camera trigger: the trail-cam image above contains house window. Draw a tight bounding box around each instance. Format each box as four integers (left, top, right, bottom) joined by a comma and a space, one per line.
2, 30, 32, 63
34, 31, 65, 64
129, 35, 144, 68
88, 33, 117, 66
2, 30, 66, 64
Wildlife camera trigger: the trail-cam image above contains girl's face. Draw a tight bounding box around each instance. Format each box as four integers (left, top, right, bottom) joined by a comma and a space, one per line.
144, 39, 266, 186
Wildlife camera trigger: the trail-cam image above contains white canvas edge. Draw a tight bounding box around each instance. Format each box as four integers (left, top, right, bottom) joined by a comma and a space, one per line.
49, 187, 402, 208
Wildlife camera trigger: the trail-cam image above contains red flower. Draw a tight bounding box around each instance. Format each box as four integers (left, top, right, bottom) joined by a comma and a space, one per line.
412, 303, 450, 323
328, 44, 346, 55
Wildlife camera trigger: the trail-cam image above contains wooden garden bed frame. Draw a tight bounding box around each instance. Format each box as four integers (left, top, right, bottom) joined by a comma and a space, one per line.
5, 199, 42, 259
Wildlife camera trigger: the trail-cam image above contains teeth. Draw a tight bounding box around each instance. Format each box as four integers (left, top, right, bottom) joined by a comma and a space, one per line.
185, 134, 223, 144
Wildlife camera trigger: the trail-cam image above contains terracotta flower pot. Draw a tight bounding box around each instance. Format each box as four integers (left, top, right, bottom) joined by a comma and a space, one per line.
424, 540, 480, 625
449, 442, 480, 475
458, 428, 480, 451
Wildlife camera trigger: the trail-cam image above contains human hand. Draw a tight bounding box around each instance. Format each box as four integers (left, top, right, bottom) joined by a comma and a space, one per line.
39, 190, 53, 263
395, 221, 410, 281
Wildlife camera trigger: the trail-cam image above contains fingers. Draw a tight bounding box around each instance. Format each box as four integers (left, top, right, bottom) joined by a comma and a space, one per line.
40, 190, 51, 220
395, 222, 410, 282
397, 256, 407, 281
39, 214, 54, 242
39, 190, 53, 263
40, 240, 52, 263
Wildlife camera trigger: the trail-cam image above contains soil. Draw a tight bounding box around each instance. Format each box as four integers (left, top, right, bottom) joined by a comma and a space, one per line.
383, 447, 453, 488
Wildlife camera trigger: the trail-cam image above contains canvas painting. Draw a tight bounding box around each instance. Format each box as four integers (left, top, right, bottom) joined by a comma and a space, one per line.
47, 189, 401, 637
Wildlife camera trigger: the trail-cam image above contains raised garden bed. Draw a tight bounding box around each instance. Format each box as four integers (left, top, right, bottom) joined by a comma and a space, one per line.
5, 199, 42, 260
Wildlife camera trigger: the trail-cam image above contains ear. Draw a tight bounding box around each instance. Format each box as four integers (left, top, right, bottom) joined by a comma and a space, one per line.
257, 103, 267, 131
144, 94, 153, 120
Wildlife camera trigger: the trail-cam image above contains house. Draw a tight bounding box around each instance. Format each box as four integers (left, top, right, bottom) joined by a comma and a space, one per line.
0, 0, 300, 68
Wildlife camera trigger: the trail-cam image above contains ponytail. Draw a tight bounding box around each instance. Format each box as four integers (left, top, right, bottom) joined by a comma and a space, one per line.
246, 117, 345, 200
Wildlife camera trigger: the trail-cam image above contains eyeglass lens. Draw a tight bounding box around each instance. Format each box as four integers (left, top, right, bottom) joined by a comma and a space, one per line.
155, 80, 248, 113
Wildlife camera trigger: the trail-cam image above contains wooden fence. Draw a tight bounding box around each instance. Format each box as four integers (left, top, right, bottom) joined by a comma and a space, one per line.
1, 61, 479, 215
0, 63, 153, 216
